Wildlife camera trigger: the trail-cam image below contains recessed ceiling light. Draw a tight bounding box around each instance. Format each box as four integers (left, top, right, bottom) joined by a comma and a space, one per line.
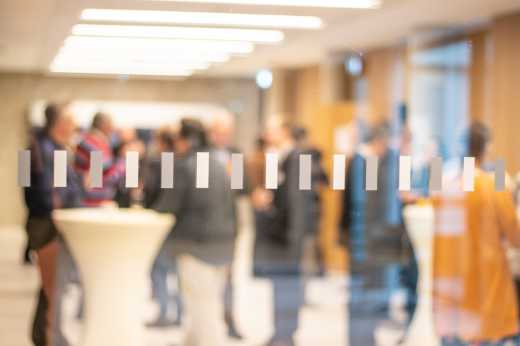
256, 69, 273, 89
64, 36, 255, 54
81, 9, 323, 29
72, 24, 284, 43
147, 0, 381, 9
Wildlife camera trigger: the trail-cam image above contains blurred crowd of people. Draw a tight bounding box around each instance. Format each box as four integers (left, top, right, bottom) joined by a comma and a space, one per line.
22, 101, 520, 346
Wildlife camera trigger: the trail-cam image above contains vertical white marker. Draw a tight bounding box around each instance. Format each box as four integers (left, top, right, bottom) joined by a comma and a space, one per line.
399, 156, 412, 191
463, 157, 475, 192
89, 151, 103, 188
365, 156, 378, 191
231, 153, 244, 190
429, 157, 443, 192
495, 159, 506, 191
299, 154, 312, 191
161, 152, 174, 189
125, 151, 139, 188
196, 152, 209, 189
265, 152, 278, 190
332, 154, 346, 191
54, 150, 67, 187
18, 150, 31, 187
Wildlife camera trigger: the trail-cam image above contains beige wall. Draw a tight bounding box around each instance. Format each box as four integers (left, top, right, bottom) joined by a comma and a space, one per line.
0, 73, 259, 227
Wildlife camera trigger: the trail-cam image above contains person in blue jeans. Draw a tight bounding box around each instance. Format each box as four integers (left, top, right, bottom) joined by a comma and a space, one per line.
143, 127, 181, 327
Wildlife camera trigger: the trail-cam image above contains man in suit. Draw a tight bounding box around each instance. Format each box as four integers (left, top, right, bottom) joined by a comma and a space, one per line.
152, 118, 236, 346
256, 119, 327, 346
340, 122, 403, 346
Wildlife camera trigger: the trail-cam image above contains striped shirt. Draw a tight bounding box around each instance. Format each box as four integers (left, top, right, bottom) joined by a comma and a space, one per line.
75, 130, 124, 206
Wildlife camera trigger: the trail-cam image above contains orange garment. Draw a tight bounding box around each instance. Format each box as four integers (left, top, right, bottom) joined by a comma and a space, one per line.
432, 169, 520, 342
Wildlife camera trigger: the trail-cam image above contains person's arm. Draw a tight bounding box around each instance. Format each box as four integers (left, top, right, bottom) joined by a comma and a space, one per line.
143, 160, 162, 208
339, 158, 356, 246
102, 156, 125, 187
40, 140, 57, 210
495, 188, 520, 247
151, 159, 189, 216
24, 138, 54, 213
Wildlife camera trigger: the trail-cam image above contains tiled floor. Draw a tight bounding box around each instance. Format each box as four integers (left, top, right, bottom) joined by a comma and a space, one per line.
0, 226, 352, 346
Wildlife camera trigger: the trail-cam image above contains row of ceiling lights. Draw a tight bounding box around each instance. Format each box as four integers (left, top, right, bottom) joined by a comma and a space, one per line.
50, 0, 381, 77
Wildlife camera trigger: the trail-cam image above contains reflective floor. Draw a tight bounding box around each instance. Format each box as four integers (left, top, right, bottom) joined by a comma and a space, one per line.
2, 226, 392, 346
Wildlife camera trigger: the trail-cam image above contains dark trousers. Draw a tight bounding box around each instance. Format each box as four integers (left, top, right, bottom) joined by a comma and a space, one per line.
348, 262, 401, 346
269, 275, 304, 344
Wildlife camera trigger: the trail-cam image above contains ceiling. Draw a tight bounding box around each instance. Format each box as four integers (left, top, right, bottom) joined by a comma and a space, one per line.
0, 0, 519, 78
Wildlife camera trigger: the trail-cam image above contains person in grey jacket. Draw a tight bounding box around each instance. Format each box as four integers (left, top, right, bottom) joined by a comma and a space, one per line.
152, 118, 236, 346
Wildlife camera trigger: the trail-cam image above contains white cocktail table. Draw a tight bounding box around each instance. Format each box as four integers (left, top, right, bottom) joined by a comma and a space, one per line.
401, 204, 440, 346
53, 208, 174, 346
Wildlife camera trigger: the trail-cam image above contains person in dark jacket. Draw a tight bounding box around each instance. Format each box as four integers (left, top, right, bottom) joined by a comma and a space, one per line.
152, 118, 236, 346
255, 120, 327, 346
340, 122, 403, 346
24, 102, 82, 346
144, 126, 180, 327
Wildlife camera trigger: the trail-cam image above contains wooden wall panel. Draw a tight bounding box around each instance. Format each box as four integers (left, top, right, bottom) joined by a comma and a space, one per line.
489, 13, 520, 174
364, 46, 407, 122
468, 31, 491, 122
291, 66, 355, 271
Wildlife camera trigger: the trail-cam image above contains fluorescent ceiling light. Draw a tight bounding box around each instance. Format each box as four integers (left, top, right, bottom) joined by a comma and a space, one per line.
52, 58, 211, 70
72, 24, 284, 43
49, 63, 195, 76
50, 67, 194, 77
64, 36, 255, 54
148, 0, 381, 9
56, 46, 230, 63
56, 52, 229, 64
81, 8, 323, 29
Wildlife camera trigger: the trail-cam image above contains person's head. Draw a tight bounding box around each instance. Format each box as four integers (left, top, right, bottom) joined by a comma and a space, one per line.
155, 126, 176, 152
176, 118, 207, 154
91, 112, 114, 137
264, 116, 293, 148
209, 113, 235, 149
44, 102, 76, 146
255, 136, 267, 152
364, 122, 390, 157
44, 103, 60, 134
291, 126, 308, 148
467, 122, 491, 164
117, 128, 137, 144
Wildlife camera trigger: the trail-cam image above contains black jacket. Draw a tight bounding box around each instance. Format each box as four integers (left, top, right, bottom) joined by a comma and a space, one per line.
152, 149, 236, 264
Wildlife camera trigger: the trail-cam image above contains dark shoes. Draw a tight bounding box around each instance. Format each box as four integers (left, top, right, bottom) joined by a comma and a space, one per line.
145, 317, 180, 328
225, 312, 244, 340
264, 339, 295, 346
